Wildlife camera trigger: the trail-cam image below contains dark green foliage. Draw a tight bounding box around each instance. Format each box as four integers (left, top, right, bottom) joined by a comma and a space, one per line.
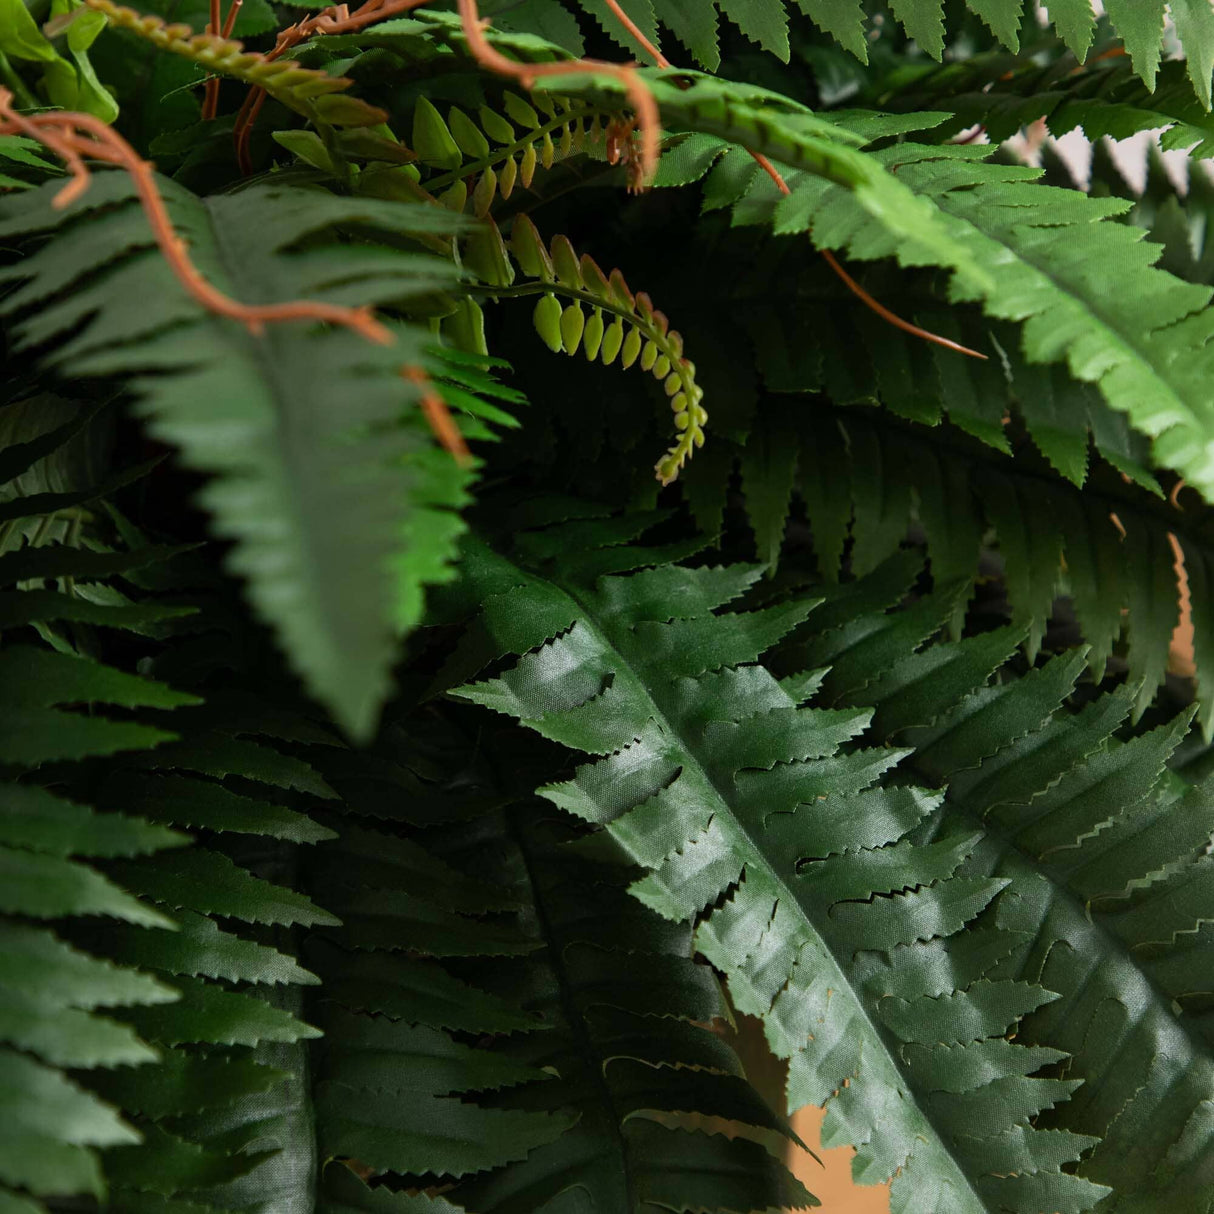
0, 172, 514, 741
7, 0, 1214, 1211
793, 554, 1214, 1210
297, 698, 809, 1210
438, 514, 1113, 1212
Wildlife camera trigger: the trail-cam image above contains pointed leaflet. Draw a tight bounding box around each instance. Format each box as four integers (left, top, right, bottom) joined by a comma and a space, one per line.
888, 0, 946, 58
765, 139, 1214, 504
1102, 0, 1168, 91
561, 0, 1206, 90
449, 534, 1084, 1208
0, 923, 175, 1071
0, 174, 502, 741
303, 752, 791, 1199
1174, 0, 1214, 109
0, 784, 186, 858
0, 1050, 137, 1198
836, 578, 1214, 1207
741, 400, 799, 572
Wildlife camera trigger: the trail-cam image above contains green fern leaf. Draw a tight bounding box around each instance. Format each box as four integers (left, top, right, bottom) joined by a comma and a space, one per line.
0, 846, 173, 926
294, 700, 811, 1210
107, 848, 339, 929
0, 173, 506, 741
0, 444, 331, 1214
112, 774, 337, 845
803, 554, 1214, 1206
0, 1050, 137, 1198
95, 911, 320, 986
752, 139, 1214, 501
888, 0, 946, 57
0, 785, 186, 857
440, 516, 1101, 1211
321, 1163, 464, 1212
444, 805, 814, 1212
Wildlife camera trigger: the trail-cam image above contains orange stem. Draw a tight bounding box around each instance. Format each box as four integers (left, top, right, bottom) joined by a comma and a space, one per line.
201, 0, 223, 119
600, 0, 670, 67
751, 153, 984, 358
405, 367, 472, 466
234, 85, 267, 176
0, 90, 472, 463
455, 0, 660, 183
595, 5, 989, 366
220, 0, 243, 37
228, 0, 662, 186
817, 250, 987, 360
231, 0, 432, 173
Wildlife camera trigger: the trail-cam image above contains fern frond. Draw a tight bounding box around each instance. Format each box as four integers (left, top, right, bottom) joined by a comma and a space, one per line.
0, 172, 515, 740
446, 800, 816, 1213
437, 511, 1102, 1212
462, 214, 706, 482
0, 508, 268, 1211
291, 49, 619, 209
718, 400, 1214, 736
0, 389, 345, 1211
686, 126, 1214, 505
876, 50, 1214, 159
83, 0, 387, 127
448, 0, 1214, 108
791, 553, 1214, 1209
302, 701, 813, 1210
83, 680, 340, 1209
668, 215, 1156, 493
303, 737, 575, 1196
677, 358, 1204, 732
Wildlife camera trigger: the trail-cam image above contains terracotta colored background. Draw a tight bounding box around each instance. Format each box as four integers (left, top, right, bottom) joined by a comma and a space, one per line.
787, 1106, 890, 1212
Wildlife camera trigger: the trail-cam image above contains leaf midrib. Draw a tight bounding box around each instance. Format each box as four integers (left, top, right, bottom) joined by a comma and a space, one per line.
196, 192, 389, 675
508, 805, 634, 1208
901, 716, 1214, 1196
554, 576, 993, 1210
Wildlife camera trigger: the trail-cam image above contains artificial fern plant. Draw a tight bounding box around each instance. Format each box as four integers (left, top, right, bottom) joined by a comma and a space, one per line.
4, 1, 1214, 1211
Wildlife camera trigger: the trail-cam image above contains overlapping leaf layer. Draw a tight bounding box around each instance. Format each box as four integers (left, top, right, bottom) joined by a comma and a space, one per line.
440, 507, 1170, 1212
303, 671, 810, 1211
0, 172, 517, 741
0, 401, 332, 1213
789, 552, 1214, 1211
7, 0, 1214, 1208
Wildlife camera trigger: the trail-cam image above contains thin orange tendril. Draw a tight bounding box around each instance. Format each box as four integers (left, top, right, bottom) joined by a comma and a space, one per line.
202, 0, 243, 119
593, 2, 986, 361
229, 0, 661, 184
405, 366, 472, 463
0, 87, 471, 464
456, 0, 659, 181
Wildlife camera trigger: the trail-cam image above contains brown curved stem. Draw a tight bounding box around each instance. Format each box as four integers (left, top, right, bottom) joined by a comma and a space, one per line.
0, 87, 472, 463
404, 366, 472, 465
816, 248, 987, 360
22, 108, 392, 340
601, 0, 670, 67
455, 0, 660, 182
234, 85, 267, 176
201, 0, 222, 120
